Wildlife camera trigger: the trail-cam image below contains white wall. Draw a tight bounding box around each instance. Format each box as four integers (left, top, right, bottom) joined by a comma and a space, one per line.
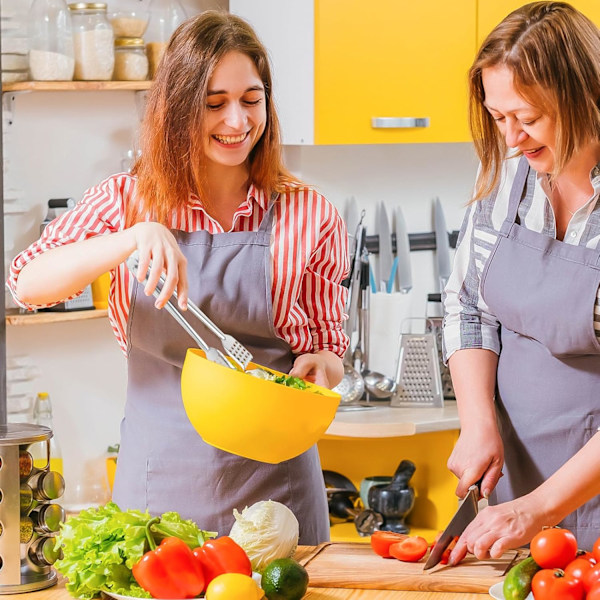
3, 0, 480, 493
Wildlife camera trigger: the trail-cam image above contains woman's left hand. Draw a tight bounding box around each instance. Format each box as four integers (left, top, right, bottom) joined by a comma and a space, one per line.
289, 353, 331, 388
448, 494, 547, 564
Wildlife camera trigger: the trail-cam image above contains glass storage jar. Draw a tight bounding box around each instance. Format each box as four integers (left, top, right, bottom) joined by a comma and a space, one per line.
113, 37, 148, 81
108, 0, 148, 38
145, 0, 187, 78
68, 2, 114, 80
28, 0, 74, 81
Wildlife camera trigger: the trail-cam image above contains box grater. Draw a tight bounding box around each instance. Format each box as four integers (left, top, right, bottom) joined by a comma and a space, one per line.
426, 294, 455, 400
390, 318, 444, 407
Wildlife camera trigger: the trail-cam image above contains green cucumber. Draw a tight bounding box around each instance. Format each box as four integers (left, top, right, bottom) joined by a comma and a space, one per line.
503, 556, 540, 600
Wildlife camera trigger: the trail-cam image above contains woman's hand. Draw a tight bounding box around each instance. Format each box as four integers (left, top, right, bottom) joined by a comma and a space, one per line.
131, 222, 188, 310
289, 350, 343, 389
448, 423, 504, 501
448, 494, 546, 564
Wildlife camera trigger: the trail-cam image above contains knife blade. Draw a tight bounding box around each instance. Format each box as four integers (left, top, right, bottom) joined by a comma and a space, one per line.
423, 479, 482, 570
394, 206, 412, 294
433, 197, 452, 293
377, 202, 394, 293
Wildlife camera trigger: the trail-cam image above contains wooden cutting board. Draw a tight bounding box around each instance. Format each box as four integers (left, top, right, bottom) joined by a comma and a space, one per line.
297, 542, 527, 593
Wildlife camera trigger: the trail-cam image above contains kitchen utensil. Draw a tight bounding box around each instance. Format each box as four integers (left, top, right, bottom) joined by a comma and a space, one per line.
377, 202, 394, 293
323, 469, 357, 492
359, 476, 393, 509
423, 477, 483, 570
367, 459, 415, 533
433, 196, 452, 293
362, 369, 396, 399
344, 221, 365, 339
181, 348, 340, 463
327, 489, 360, 524
295, 542, 522, 593
157, 273, 253, 372
394, 206, 412, 293
390, 318, 444, 408
125, 252, 237, 370
426, 293, 455, 400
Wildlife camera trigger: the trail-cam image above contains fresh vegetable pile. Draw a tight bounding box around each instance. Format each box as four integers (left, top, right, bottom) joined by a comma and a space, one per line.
503, 528, 600, 600
54, 500, 306, 600
246, 369, 316, 392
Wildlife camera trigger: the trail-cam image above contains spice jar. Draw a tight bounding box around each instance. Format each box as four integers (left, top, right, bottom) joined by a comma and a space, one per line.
145, 0, 186, 78
68, 2, 114, 80
113, 37, 148, 81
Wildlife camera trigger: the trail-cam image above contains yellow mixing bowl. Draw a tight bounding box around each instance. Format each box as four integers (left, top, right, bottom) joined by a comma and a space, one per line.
181, 348, 340, 464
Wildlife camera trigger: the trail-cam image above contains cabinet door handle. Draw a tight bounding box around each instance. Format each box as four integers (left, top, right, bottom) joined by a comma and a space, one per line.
371, 117, 430, 128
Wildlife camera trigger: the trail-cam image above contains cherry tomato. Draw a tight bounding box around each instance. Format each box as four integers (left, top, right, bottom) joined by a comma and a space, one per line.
531, 568, 584, 600
594, 536, 600, 564
564, 557, 596, 583
389, 536, 429, 562
589, 584, 600, 600
530, 528, 578, 569
583, 564, 600, 593
575, 550, 597, 565
370, 531, 408, 558
440, 536, 459, 565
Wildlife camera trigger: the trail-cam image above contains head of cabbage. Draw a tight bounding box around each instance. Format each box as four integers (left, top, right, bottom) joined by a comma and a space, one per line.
229, 500, 299, 573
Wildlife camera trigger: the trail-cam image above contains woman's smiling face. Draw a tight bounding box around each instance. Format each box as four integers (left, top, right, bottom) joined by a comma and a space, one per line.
482, 64, 557, 173
203, 50, 267, 168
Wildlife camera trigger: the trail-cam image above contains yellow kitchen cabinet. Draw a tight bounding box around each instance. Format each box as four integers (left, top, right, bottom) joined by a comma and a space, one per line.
318, 429, 460, 543
478, 1, 600, 45
230, 0, 476, 144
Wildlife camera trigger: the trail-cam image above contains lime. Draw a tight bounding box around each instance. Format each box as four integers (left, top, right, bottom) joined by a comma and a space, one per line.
261, 558, 309, 600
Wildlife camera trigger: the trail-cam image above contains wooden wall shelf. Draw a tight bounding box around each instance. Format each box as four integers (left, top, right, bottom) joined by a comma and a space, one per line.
3, 81, 153, 92
6, 309, 108, 326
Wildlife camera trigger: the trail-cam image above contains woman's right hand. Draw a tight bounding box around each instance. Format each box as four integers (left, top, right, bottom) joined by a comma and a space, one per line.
130, 222, 188, 310
447, 423, 504, 501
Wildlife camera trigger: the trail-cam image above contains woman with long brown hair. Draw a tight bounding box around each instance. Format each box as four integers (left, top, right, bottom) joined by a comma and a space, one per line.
443, 1, 600, 559
8, 11, 348, 543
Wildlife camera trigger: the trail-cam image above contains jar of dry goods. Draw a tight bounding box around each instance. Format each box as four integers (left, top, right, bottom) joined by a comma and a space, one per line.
27, 0, 75, 81
68, 2, 114, 80
113, 37, 148, 81
145, 0, 186, 78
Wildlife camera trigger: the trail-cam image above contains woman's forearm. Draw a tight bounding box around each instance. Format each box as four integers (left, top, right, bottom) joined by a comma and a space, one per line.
15, 228, 137, 305
448, 348, 499, 429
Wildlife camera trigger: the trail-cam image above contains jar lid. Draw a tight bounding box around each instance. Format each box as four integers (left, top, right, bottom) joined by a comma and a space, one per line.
68, 2, 108, 10
115, 37, 145, 47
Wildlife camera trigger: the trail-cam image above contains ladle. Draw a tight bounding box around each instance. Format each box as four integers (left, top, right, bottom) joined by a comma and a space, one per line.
363, 370, 396, 399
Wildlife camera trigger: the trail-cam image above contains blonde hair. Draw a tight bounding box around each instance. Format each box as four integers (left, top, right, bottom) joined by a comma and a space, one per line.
469, 1, 600, 201
129, 11, 301, 226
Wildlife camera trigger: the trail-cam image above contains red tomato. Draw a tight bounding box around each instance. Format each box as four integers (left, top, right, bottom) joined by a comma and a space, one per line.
530, 528, 578, 569
576, 550, 597, 565
594, 536, 600, 564
564, 556, 596, 582
531, 568, 584, 600
440, 536, 459, 566
370, 531, 409, 558
583, 564, 600, 593
589, 584, 600, 600
389, 536, 429, 562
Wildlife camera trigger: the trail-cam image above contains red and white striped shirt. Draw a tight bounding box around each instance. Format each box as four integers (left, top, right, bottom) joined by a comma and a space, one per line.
7, 173, 350, 358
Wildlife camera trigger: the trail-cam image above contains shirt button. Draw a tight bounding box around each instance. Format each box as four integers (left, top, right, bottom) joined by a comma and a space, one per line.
571, 231, 577, 238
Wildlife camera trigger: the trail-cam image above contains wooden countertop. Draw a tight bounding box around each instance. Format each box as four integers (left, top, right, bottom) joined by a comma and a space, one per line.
325, 403, 459, 438
20, 579, 489, 600
16, 546, 489, 600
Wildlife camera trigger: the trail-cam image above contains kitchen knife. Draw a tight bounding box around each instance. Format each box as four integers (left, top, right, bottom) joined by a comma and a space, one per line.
344, 223, 365, 338
377, 201, 394, 293
423, 478, 482, 570
342, 197, 361, 289
394, 206, 412, 294
433, 197, 452, 293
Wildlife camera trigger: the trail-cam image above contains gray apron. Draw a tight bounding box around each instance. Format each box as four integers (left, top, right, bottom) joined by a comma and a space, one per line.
112, 199, 330, 544
480, 157, 600, 550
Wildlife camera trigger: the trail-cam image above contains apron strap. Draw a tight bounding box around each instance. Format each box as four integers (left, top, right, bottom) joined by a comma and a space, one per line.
256, 192, 279, 234
499, 157, 530, 237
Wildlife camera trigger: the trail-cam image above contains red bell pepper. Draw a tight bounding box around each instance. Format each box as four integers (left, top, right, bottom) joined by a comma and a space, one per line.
132, 518, 205, 599
193, 536, 252, 586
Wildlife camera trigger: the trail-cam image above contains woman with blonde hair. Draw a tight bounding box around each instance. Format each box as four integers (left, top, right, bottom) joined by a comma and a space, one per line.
443, 1, 600, 560
8, 11, 348, 543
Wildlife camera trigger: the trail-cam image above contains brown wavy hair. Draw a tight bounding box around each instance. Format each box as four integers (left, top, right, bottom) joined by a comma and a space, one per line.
129, 11, 301, 226
468, 1, 600, 202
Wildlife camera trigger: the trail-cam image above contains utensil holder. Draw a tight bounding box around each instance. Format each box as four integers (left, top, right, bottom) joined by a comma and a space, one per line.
0, 423, 65, 593
390, 318, 444, 407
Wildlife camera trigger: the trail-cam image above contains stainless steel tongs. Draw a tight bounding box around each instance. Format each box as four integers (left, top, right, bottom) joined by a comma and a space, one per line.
126, 251, 253, 371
